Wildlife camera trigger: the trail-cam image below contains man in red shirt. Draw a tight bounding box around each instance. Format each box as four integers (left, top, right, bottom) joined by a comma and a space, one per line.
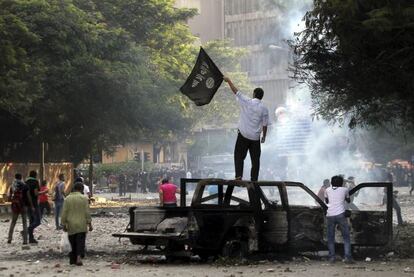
159, 178, 180, 207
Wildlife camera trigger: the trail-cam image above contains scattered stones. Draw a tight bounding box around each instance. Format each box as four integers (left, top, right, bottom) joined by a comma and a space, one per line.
365, 257, 372, 262
284, 267, 293, 272
266, 268, 275, 272
386, 252, 394, 258
404, 267, 414, 273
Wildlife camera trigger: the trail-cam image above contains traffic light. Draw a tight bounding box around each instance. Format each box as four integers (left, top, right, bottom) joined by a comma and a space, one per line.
134, 152, 141, 162
144, 152, 150, 162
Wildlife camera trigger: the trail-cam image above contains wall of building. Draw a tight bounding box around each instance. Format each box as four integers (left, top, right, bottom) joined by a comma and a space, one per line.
175, 0, 224, 43
0, 163, 74, 201
223, 0, 290, 111
176, 0, 290, 113
102, 143, 153, 164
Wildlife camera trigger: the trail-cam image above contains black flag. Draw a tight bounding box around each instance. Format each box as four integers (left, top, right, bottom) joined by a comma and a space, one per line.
180, 47, 223, 106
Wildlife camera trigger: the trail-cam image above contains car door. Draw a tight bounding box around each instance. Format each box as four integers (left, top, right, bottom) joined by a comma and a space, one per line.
284, 182, 327, 250
257, 183, 289, 251
346, 182, 393, 246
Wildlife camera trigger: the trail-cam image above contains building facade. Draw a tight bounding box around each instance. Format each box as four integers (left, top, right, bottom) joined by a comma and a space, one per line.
176, 0, 290, 113
223, 0, 290, 113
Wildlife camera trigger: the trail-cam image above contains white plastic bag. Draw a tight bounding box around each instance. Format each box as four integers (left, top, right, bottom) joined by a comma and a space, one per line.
60, 233, 72, 253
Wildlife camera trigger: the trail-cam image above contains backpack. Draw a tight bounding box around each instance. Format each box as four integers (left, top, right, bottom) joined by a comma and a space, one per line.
10, 183, 24, 213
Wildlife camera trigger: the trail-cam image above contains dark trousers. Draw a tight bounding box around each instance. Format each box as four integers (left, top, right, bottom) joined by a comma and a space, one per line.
8, 208, 28, 243
28, 206, 41, 240
39, 202, 51, 218
393, 197, 403, 225
68, 232, 86, 264
163, 203, 177, 208
119, 184, 125, 196
234, 132, 261, 181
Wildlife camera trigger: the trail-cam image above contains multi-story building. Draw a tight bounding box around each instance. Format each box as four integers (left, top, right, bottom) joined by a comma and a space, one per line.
176, 0, 290, 113
223, 0, 290, 113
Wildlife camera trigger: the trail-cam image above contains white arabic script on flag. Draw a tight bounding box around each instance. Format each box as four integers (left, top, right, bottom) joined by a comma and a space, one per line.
191, 62, 210, 88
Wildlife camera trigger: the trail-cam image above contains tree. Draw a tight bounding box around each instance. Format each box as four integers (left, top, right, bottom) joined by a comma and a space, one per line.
0, 0, 196, 164
291, 0, 414, 129
182, 40, 252, 129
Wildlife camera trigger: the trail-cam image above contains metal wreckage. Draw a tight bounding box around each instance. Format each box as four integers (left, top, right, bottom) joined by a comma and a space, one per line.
113, 179, 393, 260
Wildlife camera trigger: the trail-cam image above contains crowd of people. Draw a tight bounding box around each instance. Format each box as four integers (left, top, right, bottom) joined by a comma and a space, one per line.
98, 168, 188, 195
7, 171, 92, 266
97, 167, 229, 196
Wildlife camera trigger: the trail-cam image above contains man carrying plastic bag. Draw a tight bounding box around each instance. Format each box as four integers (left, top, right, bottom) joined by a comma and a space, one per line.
61, 182, 93, 266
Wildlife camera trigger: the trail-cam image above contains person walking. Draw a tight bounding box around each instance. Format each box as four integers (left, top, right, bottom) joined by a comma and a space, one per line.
61, 182, 93, 266
39, 180, 51, 221
324, 175, 354, 263
54, 174, 66, 230
26, 170, 41, 244
7, 173, 30, 244
223, 76, 269, 181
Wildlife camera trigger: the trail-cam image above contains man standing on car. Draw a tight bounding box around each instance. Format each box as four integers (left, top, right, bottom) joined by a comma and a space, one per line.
324, 175, 354, 264
223, 76, 269, 181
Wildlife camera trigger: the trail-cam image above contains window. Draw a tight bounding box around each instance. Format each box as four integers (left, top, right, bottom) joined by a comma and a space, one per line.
350, 187, 386, 211
261, 186, 281, 206
185, 181, 199, 206
200, 184, 221, 204
286, 186, 319, 207
229, 186, 250, 207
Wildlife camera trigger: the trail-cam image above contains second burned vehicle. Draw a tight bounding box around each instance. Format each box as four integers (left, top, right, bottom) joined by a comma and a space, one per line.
113, 179, 393, 259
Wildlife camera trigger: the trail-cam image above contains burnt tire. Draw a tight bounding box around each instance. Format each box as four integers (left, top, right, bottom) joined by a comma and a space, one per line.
221, 239, 248, 258
194, 250, 216, 262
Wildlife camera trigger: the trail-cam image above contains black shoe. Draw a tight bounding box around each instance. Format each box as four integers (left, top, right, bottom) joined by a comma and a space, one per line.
344, 259, 355, 264
29, 239, 38, 244
7, 240, 11, 244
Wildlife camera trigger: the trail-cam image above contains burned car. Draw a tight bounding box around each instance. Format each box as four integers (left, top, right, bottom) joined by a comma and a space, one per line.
113, 179, 393, 259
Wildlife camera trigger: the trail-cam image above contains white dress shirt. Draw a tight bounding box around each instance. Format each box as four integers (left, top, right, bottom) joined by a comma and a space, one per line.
235, 91, 269, 141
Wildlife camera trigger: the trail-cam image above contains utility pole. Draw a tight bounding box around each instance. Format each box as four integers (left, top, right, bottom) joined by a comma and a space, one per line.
89, 151, 93, 197
40, 141, 45, 182
141, 148, 144, 172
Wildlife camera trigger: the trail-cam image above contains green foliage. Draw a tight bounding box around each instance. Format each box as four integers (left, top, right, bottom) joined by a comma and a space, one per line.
94, 161, 154, 179
0, 0, 196, 163
291, 0, 414, 129
183, 40, 252, 129
0, 0, 253, 163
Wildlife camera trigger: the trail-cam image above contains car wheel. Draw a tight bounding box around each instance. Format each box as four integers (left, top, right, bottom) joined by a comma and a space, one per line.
221, 239, 248, 258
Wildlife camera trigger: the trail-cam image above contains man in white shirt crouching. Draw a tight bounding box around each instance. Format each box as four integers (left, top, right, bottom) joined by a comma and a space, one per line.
223, 76, 269, 181
324, 175, 354, 264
